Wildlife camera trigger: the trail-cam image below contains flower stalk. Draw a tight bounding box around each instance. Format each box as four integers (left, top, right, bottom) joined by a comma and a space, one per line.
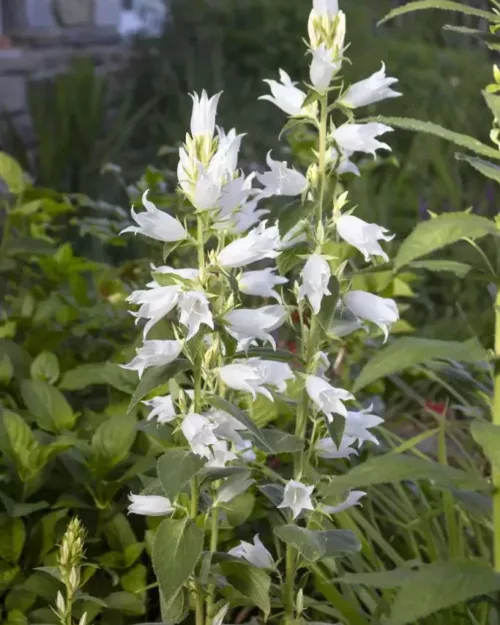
493, 285, 500, 572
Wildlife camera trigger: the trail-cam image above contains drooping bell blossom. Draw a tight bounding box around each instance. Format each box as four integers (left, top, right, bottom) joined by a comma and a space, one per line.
190, 90, 221, 140
127, 284, 181, 338
299, 254, 331, 315
216, 173, 256, 224
329, 147, 360, 176
228, 535, 275, 569
209, 127, 244, 180
309, 44, 341, 93
217, 221, 280, 268
343, 291, 399, 342
341, 63, 401, 109
278, 480, 315, 519
345, 406, 384, 446
193, 164, 222, 211
121, 340, 183, 378
206, 440, 238, 468
246, 358, 295, 393
337, 214, 394, 263
315, 351, 330, 379
143, 389, 194, 423
224, 305, 287, 350
236, 439, 256, 462
280, 221, 308, 249
207, 408, 247, 446
120, 191, 187, 243
260, 69, 315, 118
333, 123, 393, 157
217, 363, 273, 401
315, 435, 358, 459
239, 268, 288, 302
305, 375, 355, 421
128, 494, 174, 516
256, 152, 308, 197
322, 490, 366, 514
181, 412, 219, 459
178, 291, 214, 340
147, 264, 199, 288
231, 199, 270, 234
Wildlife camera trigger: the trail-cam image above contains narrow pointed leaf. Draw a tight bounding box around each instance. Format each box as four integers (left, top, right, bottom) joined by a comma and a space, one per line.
471, 421, 500, 472
455, 153, 500, 184
378, 2, 500, 27
128, 360, 190, 412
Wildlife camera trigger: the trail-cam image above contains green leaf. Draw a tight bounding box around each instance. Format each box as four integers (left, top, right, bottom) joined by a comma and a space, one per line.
105, 591, 145, 616
91, 412, 137, 473
337, 568, 417, 588
483, 91, 500, 121
409, 260, 472, 278
274, 526, 360, 562
160, 587, 190, 625
59, 364, 104, 390
0, 152, 25, 194
387, 560, 500, 625
30, 352, 60, 384
0, 517, 25, 563
378, 2, 500, 27
471, 421, 500, 472
20, 380, 76, 433
157, 450, 206, 500
0, 340, 30, 378
395, 212, 497, 269
322, 454, 489, 496
224, 492, 256, 527
152, 517, 204, 605
208, 397, 274, 453
0, 354, 13, 385
366, 116, 500, 161
254, 429, 304, 454
353, 337, 487, 392
318, 276, 340, 334
128, 360, 190, 412
219, 561, 271, 617
455, 153, 500, 184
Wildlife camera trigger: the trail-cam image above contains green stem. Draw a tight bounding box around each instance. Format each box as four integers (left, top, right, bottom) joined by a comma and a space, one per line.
317, 94, 328, 224
493, 285, 500, 572
0, 207, 12, 260
197, 214, 206, 282
205, 507, 219, 625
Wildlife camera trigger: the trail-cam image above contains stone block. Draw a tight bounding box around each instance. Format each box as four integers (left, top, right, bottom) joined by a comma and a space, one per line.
95, 0, 121, 28
0, 74, 27, 112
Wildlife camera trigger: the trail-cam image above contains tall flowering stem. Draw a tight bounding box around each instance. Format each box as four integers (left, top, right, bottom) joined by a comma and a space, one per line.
493, 285, 500, 571
120, 1, 401, 622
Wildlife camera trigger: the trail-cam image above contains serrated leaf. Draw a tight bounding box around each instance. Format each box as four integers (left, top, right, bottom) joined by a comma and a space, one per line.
471, 421, 500, 471
395, 212, 497, 269
409, 260, 472, 278
321, 454, 489, 496
366, 116, 500, 161
378, 1, 500, 27
456, 153, 500, 184
157, 450, 205, 500
353, 337, 487, 392
219, 561, 271, 617
128, 360, 190, 412
152, 518, 204, 605
387, 560, 500, 625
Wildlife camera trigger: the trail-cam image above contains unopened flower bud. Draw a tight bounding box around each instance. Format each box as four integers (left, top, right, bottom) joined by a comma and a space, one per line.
78, 614, 88, 625
296, 588, 304, 616
56, 591, 66, 615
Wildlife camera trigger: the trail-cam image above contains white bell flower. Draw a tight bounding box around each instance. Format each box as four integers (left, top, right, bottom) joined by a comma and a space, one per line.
217, 363, 273, 401
333, 122, 393, 157
128, 493, 174, 516
280, 221, 308, 249
231, 199, 270, 234
329, 147, 360, 176
323, 490, 367, 514
225, 305, 287, 350
278, 480, 315, 519
341, 63, 401, 108
178, 291, 214, 340
209, 127, 244, 180
143, 389, 194, 423
181, 412, 219, 459
299, 254, 331, 315
177, 146, 194, 193
343, 291, 399, 342
315, 435, 358, 459
315, 351, 330, 378
120, 191, 187, 243
150, 264, 199, 282
246, 358, 295, 393
256, 152, 308, 197
121, 340, 183, 378
337, 214, 394, 263
305, 375, 355, 421
228, 535, 275, 569
127, 284, 181, 338
193, 165, 221, 211
217, 221, 280, 268
312, 0, 338, 17
239, 268, 288, 302
207, 408, 247, 446
260, 69, 314, 118
345, 406, 384, 446
216, 173, 256, 223
190, 90, 221, 139
236, 439, 256, 462
310, 44, 341, 93
206, 440, 238, 468
308, 6, 345, 51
